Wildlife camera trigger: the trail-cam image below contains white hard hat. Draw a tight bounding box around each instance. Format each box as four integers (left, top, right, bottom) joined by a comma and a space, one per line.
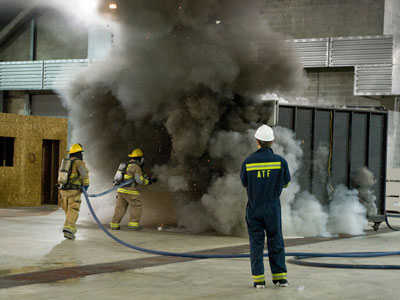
254, 124, 275, 141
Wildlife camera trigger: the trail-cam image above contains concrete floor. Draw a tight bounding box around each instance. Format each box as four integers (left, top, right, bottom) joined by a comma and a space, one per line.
0, 206, 399, 300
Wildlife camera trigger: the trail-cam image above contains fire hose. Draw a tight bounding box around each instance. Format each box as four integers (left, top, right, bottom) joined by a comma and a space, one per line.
82, 183, 400, 269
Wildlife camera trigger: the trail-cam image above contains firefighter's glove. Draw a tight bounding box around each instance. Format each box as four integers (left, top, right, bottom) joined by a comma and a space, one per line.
148, 177, 157, 185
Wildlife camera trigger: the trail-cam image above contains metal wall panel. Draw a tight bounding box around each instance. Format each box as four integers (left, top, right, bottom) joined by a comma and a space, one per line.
295, 108, 314, 192
278, 105, 388, 221
330, 35, 393, 66
31, 94, 68, 118
349, 113, 368, 180
354, 64, 393, 95
331, 111, 350, 187
368, 113, 387, 215
293, 38, 329, 67
277, 106, 295, 130
0, 60, 90, 91
0, 61, 43, 90
312, 109, 331, 203
43, 60, 90, 90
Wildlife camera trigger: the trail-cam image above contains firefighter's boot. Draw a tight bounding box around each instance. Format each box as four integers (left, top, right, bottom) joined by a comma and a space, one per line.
63, 226, 76, 240
128, 221, 141, 230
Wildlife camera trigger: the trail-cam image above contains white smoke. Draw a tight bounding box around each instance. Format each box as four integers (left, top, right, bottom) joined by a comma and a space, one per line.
201, 173, 248, 235
328, 185, 368, 235
291, 192, 330, 237
194, 129, 257, 235
273, 127, 333, 237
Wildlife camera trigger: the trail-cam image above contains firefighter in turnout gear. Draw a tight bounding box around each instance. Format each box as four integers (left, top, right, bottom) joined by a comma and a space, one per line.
240, 125, 291, 289
110, 148, 156, 230
59, 143, 90, 240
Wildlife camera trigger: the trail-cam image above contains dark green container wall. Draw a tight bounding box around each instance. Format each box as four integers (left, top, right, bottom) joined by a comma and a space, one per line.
295, 108, 313, 192
331, 112, 350, 187
368, 113, 386, 215
278, 105, 388, 218
350, 113, 368, 177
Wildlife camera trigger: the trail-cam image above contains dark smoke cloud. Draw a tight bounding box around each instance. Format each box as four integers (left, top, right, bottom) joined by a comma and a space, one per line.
60, 0, 305, 232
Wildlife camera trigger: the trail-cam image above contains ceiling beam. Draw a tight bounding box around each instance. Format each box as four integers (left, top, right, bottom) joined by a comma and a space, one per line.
0, 8, 35, 46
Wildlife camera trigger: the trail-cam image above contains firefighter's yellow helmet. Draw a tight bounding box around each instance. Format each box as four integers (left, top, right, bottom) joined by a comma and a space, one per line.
128, 148, 144, 158
68, 143, 84, 154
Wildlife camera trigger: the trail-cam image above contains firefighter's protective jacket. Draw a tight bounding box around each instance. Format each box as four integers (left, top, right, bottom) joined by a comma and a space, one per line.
117, 161, 149, 196
69, 158, 89, 187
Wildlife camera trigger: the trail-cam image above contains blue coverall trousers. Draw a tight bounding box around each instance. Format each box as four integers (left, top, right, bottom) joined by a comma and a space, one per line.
246, 202, 287, 279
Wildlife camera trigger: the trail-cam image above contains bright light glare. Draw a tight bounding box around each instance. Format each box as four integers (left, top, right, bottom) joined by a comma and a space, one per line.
80, 0, 98, 13
109, 3, 117, 9
40, 0, 104, 27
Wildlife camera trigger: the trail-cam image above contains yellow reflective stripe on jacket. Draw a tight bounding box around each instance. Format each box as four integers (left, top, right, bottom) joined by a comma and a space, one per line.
117, 188, 140, 195
70, 173, 80, 185
272, 273, 287, 280
284, 182, 291, 188
246, 162, 281, 171
124, 174, 133, 180
252, 274, 265, 282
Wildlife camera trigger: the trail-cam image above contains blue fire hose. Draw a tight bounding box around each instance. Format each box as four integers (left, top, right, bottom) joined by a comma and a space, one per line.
82, 184, 400, 269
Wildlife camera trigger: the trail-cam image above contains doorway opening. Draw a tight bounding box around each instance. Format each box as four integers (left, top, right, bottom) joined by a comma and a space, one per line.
41, 139, 60, 205
0, 136, 15, 166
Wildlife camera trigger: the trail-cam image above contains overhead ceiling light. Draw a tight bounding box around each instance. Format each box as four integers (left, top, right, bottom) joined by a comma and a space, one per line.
109, 3, 117, 9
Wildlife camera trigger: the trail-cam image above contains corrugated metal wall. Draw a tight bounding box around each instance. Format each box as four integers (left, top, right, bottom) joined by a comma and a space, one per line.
293, 38, 329, 67
0, 61, 43, 90
43, 60, 89, 90
278, 104, 388, 221
0, 59, 89, 90
330, 35, 393, 66
293, 35, 397, 95
354, 64, 393, 95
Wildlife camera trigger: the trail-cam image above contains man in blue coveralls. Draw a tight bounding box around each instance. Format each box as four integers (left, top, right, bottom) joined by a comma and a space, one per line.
240, 124, 291, 288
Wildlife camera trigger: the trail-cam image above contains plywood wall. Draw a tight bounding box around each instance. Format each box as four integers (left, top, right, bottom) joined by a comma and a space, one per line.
0, 113, 68, 207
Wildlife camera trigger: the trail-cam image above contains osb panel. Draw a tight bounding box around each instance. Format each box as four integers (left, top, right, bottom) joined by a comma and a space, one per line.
0, 113, 68, 208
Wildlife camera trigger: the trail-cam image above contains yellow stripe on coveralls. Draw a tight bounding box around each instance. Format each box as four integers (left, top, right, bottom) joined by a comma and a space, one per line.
272, 272, 287, 280
252, 274, 265, 282
246, 162, 281, 171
